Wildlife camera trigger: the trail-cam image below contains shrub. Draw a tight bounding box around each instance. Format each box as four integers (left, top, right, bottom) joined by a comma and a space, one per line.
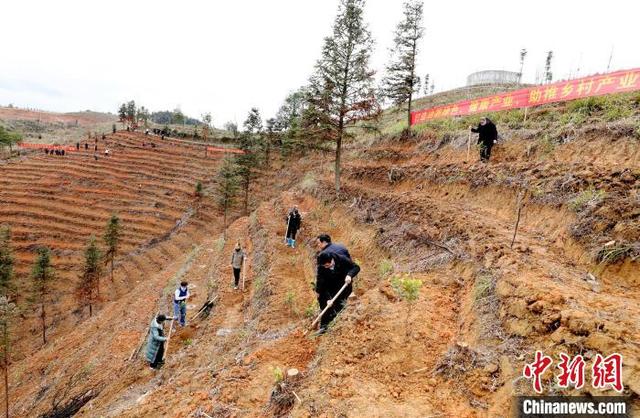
473, 274, 493, 304
568, 188, 606, 212
300, 173, 317, 193
195, 181, 203, 197
378, 259, 394, 278
304, 300, 318, 318
595, 243, 635, 265
568, 97, 606, 116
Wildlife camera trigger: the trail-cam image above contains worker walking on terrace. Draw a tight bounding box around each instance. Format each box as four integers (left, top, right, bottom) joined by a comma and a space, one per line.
146, 314, 171, 369
316, 233, 351, 260
315, 252, 360, 335
231, 242, 246, 290
173, 281, 190, 327
470, 117, 498, 163
285, 206, 302, 248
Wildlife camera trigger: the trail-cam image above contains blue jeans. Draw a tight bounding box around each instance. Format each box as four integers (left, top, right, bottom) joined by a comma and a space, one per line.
174, 301, 186, 326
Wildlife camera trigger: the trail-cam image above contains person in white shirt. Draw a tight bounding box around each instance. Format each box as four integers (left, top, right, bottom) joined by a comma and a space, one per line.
173, 281, 190, 326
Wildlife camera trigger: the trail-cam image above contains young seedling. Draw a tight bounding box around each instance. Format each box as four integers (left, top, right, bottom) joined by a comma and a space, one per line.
284, 290, 296, 316
391, 274, 423, 338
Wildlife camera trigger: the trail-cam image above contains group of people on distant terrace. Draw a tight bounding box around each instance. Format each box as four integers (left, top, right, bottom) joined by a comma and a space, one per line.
145, 206, 361, 369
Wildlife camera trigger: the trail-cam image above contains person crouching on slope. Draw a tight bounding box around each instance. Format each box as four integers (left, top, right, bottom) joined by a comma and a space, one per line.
146, 314, 170, 369
315, 252, 360, 335
173, 281, 189, 327
316, 233, 351, 260
231, 242, 246, 290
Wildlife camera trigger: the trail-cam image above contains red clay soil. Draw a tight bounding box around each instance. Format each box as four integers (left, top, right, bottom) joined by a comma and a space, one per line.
0, 131, 221, 356
2, 123, 639, 417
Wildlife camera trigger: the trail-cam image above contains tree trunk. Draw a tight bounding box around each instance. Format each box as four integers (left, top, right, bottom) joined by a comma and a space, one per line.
244, 180, 249, 215
223, 202, 228, 240
89, 303, 92, 318
41, 301, 46, 345
3, 323, 9, 418
110, 256, 114, 282
407, 94, 413, 130
335, 117, 344, 194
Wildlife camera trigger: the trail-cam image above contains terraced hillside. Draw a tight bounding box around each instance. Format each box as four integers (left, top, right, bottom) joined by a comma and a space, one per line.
0, 131, 221, 356
3, 91, 639, 417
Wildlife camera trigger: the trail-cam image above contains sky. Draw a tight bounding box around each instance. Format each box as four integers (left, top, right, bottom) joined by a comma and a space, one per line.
1, 0, 637, 126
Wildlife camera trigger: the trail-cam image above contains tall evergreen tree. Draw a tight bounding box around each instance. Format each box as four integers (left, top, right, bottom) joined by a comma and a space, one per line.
519, 48, 528, 83
308, 0, 379, 193
380, 0, 424, 130
103, 214, 121, 282
215, 157, 240, 238
0, 228, 14, 298
423, 74, 430, 96
78, 236, 102, 317
30, 247, 55, 345
236, 108, 262, 214
0, 296, 16, 418
264, 118, 279, 169
544, 51, 554, 84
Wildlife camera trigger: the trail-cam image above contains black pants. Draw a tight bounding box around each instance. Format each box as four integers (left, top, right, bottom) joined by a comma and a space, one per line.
318, 288, 351, 329
480, 143, 493, 162
233, 268, 241, 286
286, 228, 298, 240
150, 343, 165, 369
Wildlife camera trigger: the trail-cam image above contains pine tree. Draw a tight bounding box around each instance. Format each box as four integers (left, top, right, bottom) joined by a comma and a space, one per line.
236, 108, 262, 214
308, 0, 379, 193
264, 118, 279, 169
30, 247, 54, 345
544, 51, 554, 84
0, 296, 16, 418
0, 228, 14, 298
215, 157, 240, 239
519, 49, 528, 83
103, 214, 121, 282
423, 74, 430, 96
380, 0, 424, 130
78, 236, 102, 317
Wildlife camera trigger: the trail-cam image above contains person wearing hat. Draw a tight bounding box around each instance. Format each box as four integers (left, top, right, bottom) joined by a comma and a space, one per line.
146, 314, 170, 369
470, 117, 498, 162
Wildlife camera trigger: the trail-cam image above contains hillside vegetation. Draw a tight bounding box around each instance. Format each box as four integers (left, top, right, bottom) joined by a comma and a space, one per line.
1, 87, 638, 416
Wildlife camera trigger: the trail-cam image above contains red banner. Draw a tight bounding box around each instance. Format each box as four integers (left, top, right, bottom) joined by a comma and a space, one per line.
411, 68, 640, 125
206, 146, 245, 154
19, 143, 76, 152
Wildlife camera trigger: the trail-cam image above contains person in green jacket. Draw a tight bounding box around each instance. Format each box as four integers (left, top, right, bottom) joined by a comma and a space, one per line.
146, 314, 170, 369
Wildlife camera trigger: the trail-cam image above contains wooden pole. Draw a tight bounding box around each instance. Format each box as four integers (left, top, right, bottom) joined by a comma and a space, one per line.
284, 215, 291, 244
161, 318, 175, 362
309, 282, 350, 331
511, 190, 526, 249
241, 254, 246, 291
466, 130, 472, 162
523, 107, 528, 123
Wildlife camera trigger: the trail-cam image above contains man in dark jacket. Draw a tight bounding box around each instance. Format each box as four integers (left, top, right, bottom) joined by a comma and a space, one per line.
285, 206, 302, 248
315, 252, 360, 334
470, 117, 498, 162
316, 233, 351, 260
